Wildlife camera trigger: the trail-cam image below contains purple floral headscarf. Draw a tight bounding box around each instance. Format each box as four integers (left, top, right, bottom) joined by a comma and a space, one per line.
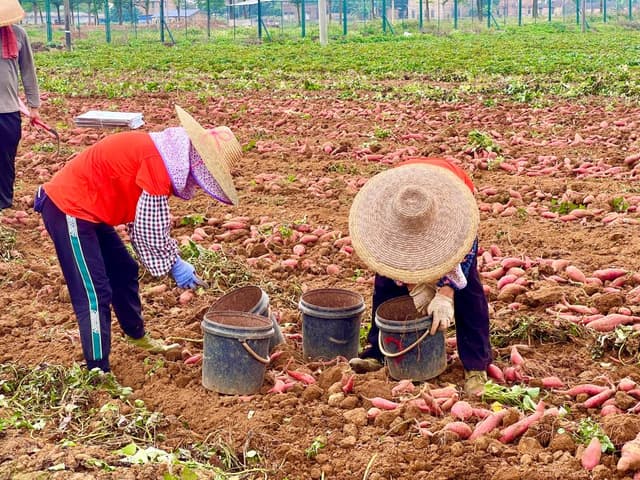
149, 127, 230, 204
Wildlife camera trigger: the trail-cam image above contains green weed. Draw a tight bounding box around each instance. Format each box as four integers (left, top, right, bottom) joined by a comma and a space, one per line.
467, 130, 501, 153
549, 199, 586, 215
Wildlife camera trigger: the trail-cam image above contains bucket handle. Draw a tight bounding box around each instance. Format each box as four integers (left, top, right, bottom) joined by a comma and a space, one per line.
329, 336, 348, 345
378, 328, 431, 358
240, 340, 271, 364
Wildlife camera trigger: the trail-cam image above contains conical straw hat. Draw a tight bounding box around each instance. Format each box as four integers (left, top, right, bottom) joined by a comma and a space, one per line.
0, 0, 25, 27
348, 163, 479, 284
175, 105, 241, 206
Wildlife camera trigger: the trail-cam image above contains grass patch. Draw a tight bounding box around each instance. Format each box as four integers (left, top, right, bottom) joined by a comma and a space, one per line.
0, 363, 156, 448
590, 325, 640, 364
0, 226, 17, 261
490, 315, 580, 348
29, 26, 640, 102
0, 363, 270, 477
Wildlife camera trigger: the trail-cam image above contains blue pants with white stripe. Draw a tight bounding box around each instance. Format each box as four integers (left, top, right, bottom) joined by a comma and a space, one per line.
36, 189, 145, 372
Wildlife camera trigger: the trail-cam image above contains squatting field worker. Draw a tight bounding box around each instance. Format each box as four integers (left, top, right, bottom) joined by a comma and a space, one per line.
348, 157, 492, 397
0, 0, 41, 211
34, 106, 242, 373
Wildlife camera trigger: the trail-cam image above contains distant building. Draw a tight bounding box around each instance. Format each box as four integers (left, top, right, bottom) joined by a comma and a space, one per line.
404, 0, 577, 21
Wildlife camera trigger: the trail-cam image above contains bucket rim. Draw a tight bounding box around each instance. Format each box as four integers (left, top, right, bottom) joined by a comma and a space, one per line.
375, 295, 434, 333
375, 295, 425, 321
207, 285, 267, 315
299, 288, 365, 313
203, 311, 274, 340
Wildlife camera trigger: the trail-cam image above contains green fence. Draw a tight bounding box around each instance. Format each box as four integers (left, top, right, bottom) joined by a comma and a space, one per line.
19, 0, 640, 46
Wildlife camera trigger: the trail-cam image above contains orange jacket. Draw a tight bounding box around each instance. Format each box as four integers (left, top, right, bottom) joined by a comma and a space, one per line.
45, 132, 172, 225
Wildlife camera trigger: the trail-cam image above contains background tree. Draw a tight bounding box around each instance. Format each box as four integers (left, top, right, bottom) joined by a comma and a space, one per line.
195, 0, 227, 17
134, 0, 151, 22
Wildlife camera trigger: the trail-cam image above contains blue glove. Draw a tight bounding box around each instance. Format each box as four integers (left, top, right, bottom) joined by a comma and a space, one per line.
171, 258, 203, 289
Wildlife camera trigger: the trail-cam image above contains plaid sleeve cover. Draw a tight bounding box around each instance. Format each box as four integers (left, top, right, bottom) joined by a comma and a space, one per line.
129, 192, 179, 277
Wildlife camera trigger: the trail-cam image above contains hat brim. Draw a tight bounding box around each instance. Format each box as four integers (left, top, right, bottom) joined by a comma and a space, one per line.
175, 105, 240, 206
349, 164, 479, 284
0, 1, 25, 27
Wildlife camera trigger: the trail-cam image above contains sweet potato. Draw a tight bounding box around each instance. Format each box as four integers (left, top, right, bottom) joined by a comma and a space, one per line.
443, 421, 472, 440
617, 432, 640, 472
367, 407, 382, 419
326, 264, 341, 275
391, 379, 415, 397
148, 284, 168, 295
565, 265, 587, 283
481, 267, 505, 280
593, 268, 627, 282
451, 401, 474, 421
618, 377, 637, 392
268, 379, 296, 394
557, 384, 609, 397
179, 290, 194, 305
287, 370, 316, 385
586, 314, 637, 332
581, 436, 602, 471
428, 385, 459, 399
541, 376, 565, 389
510, 346, 525, 366
292, 244, 306, 256
600, 405, 622, 416
501, 257, 524, 269
469, 409, 509, 441
487, 363, 505, 383
341, 374, 355, 395
499, 401, 545, 443
369, 397, 400, 410
582, 388, 615, 409
472, 408, 492, 419
497, 274, 518, 290
184, 354, 202, 365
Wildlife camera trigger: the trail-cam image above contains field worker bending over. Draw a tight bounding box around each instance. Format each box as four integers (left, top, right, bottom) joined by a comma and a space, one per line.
348, 157, 492, 397
0, 0, 41, 211
34, 106, 242, 373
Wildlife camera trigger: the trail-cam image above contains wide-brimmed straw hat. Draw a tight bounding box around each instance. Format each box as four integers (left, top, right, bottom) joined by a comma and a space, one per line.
175, 105, 242, 205
348, 163, 479, 284
0, 0, 25, 27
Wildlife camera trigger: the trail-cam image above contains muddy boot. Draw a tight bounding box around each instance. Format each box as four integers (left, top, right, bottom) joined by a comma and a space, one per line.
349, 345, 384, 373
126, 333, 180, 354
349, 357, 383, 373
464, 370, 488, 398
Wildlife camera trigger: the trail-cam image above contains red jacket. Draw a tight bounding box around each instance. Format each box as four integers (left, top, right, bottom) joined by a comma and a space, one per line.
398, 157, 475, 193
45, 132, 172, 225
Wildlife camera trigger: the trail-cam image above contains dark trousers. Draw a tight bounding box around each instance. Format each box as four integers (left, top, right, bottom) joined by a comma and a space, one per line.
0, 112, 21, 209
368, 256, 492, 371
36, 189, 145, 372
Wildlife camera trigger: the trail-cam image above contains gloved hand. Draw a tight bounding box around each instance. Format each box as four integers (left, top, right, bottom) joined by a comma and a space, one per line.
427, 292, 455, 335
409, 282, 436, 314
171, 257, 204, 289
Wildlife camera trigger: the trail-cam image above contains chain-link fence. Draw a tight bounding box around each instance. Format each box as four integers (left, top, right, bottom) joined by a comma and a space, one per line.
19, 0, 640, 46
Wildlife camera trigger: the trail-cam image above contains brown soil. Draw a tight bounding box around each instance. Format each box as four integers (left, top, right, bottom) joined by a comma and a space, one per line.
1, 90, 640, 479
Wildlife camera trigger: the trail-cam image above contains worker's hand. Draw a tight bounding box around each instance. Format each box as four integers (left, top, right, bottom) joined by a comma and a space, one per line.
29, 107, 41, 125
427, 292, 455, 335
409, 282, 435, 314
170, 257, 204, 289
